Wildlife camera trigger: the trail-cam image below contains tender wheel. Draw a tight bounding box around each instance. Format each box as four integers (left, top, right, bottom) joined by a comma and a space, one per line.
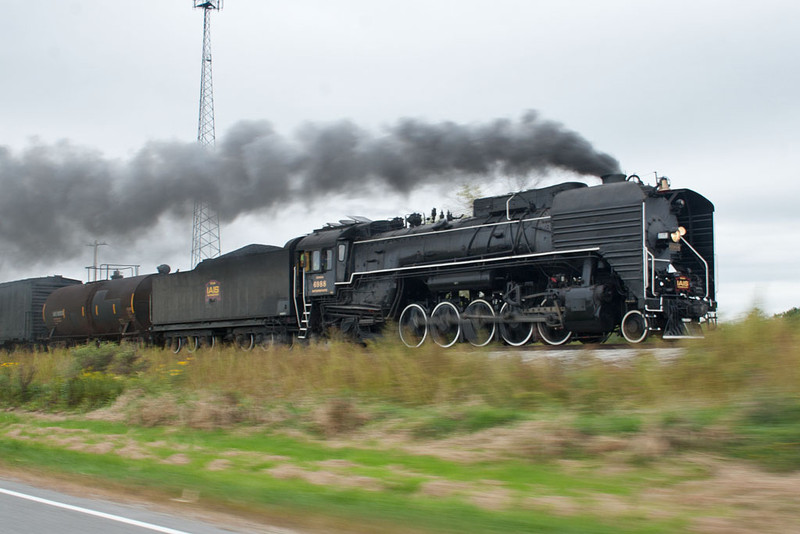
169, 337, 183, 354
499, 302, 534, 346
235, 333, 255, 351
399, 304, 428, 348
429, 301, 461, 348
258, 333, 277, 351
258, 332, 290, 350
186, 336, 202, 353
463, 299, 496, 347
537, 299, 572, 346
621, 310, 649, 343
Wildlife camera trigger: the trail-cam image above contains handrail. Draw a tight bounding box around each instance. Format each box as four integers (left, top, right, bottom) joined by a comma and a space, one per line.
334, 246, 600, 286
641, 203, 648, 296
356, 216, 550, 245
506, 192, 518, 221
680, 236, 710, 299
646, 251, 672, 297
292, 267, 302, 328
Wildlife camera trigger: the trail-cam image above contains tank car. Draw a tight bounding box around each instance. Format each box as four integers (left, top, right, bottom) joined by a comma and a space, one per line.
43, 272, 157, 343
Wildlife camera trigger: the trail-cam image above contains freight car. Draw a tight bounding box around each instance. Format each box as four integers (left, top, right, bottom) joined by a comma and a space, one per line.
35, 173, 715, 348
0, 276, 81, 349
43, 272, 158, 344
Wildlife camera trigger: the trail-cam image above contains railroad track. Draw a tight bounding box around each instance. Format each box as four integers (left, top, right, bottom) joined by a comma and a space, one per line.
487, 344, 685, 363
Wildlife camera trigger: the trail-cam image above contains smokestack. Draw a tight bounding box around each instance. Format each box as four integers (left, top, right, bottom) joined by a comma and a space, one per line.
601, 173, 627, 184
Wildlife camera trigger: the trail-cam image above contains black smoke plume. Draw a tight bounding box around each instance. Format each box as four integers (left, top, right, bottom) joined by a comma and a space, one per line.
0, 111, 619, 266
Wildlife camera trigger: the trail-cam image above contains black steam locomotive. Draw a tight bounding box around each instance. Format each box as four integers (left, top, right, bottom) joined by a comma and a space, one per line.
2, 174, 716, 350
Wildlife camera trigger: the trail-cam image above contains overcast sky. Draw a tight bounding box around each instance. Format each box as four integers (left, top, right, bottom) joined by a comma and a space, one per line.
1, 0, 798, 319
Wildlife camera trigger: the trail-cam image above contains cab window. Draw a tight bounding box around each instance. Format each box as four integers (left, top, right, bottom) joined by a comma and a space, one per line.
311, 250, 321, 272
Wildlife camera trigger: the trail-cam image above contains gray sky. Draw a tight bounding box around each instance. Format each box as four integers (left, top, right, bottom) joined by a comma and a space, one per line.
1, 0, 798, 319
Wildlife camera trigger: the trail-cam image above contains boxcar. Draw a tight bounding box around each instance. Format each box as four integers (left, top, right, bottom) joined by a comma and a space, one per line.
0, 276, 81, 348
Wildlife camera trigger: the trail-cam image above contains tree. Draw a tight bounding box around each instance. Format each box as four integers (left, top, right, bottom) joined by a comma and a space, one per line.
776, 307, 800, 321
455, 183, 484, 215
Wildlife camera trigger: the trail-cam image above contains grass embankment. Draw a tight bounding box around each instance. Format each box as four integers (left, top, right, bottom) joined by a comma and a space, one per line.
1, 310, 799, 533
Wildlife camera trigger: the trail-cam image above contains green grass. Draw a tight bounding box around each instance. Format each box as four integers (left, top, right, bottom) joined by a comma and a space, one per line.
722, 395, 800, 471
574, 413, 643, 436
0, 413, 687, 533
410, 405, 526, 438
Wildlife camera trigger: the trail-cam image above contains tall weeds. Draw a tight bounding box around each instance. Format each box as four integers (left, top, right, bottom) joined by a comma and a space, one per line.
1, 310, 798, 414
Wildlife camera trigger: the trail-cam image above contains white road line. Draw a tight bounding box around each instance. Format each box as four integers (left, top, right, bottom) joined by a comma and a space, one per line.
0, 487, 191, 534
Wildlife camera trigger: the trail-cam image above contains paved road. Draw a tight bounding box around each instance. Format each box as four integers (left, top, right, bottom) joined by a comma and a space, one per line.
0, 477, 296, 534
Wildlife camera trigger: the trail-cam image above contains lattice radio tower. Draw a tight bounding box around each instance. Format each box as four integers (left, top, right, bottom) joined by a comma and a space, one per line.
191, 0, 223, 267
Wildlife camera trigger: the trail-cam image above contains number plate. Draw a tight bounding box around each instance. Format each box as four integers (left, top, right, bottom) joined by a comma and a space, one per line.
676, 276, 690, 292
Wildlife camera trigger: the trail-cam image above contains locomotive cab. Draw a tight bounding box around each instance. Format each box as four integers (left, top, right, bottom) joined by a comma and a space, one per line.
294, 226, 352, 339
297, 233, 342, 298
294, 217, 407, 339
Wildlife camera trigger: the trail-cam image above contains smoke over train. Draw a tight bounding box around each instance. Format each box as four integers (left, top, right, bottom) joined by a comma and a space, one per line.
0, 112, 617, 267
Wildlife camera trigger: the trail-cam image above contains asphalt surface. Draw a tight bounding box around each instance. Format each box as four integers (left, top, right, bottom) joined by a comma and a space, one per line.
0, 477, 296, 534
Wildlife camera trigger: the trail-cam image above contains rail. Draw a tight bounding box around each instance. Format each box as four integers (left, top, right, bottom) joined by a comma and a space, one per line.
85, 263, 140, 282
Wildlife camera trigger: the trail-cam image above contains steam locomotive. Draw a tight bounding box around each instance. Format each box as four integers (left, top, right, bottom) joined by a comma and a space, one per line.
2, 173, 716, 350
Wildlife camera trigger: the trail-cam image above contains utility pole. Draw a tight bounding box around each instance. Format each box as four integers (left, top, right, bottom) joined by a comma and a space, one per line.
86, 240, 108, 282
191, 0, 223, 267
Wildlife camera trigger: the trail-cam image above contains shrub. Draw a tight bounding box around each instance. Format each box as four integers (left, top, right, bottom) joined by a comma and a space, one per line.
62, 372, 125, 409
0, 362, 37, 404
70, 343, 148, 377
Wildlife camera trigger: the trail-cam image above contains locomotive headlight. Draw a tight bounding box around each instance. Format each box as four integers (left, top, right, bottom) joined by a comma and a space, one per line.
670, 226, 687, 243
